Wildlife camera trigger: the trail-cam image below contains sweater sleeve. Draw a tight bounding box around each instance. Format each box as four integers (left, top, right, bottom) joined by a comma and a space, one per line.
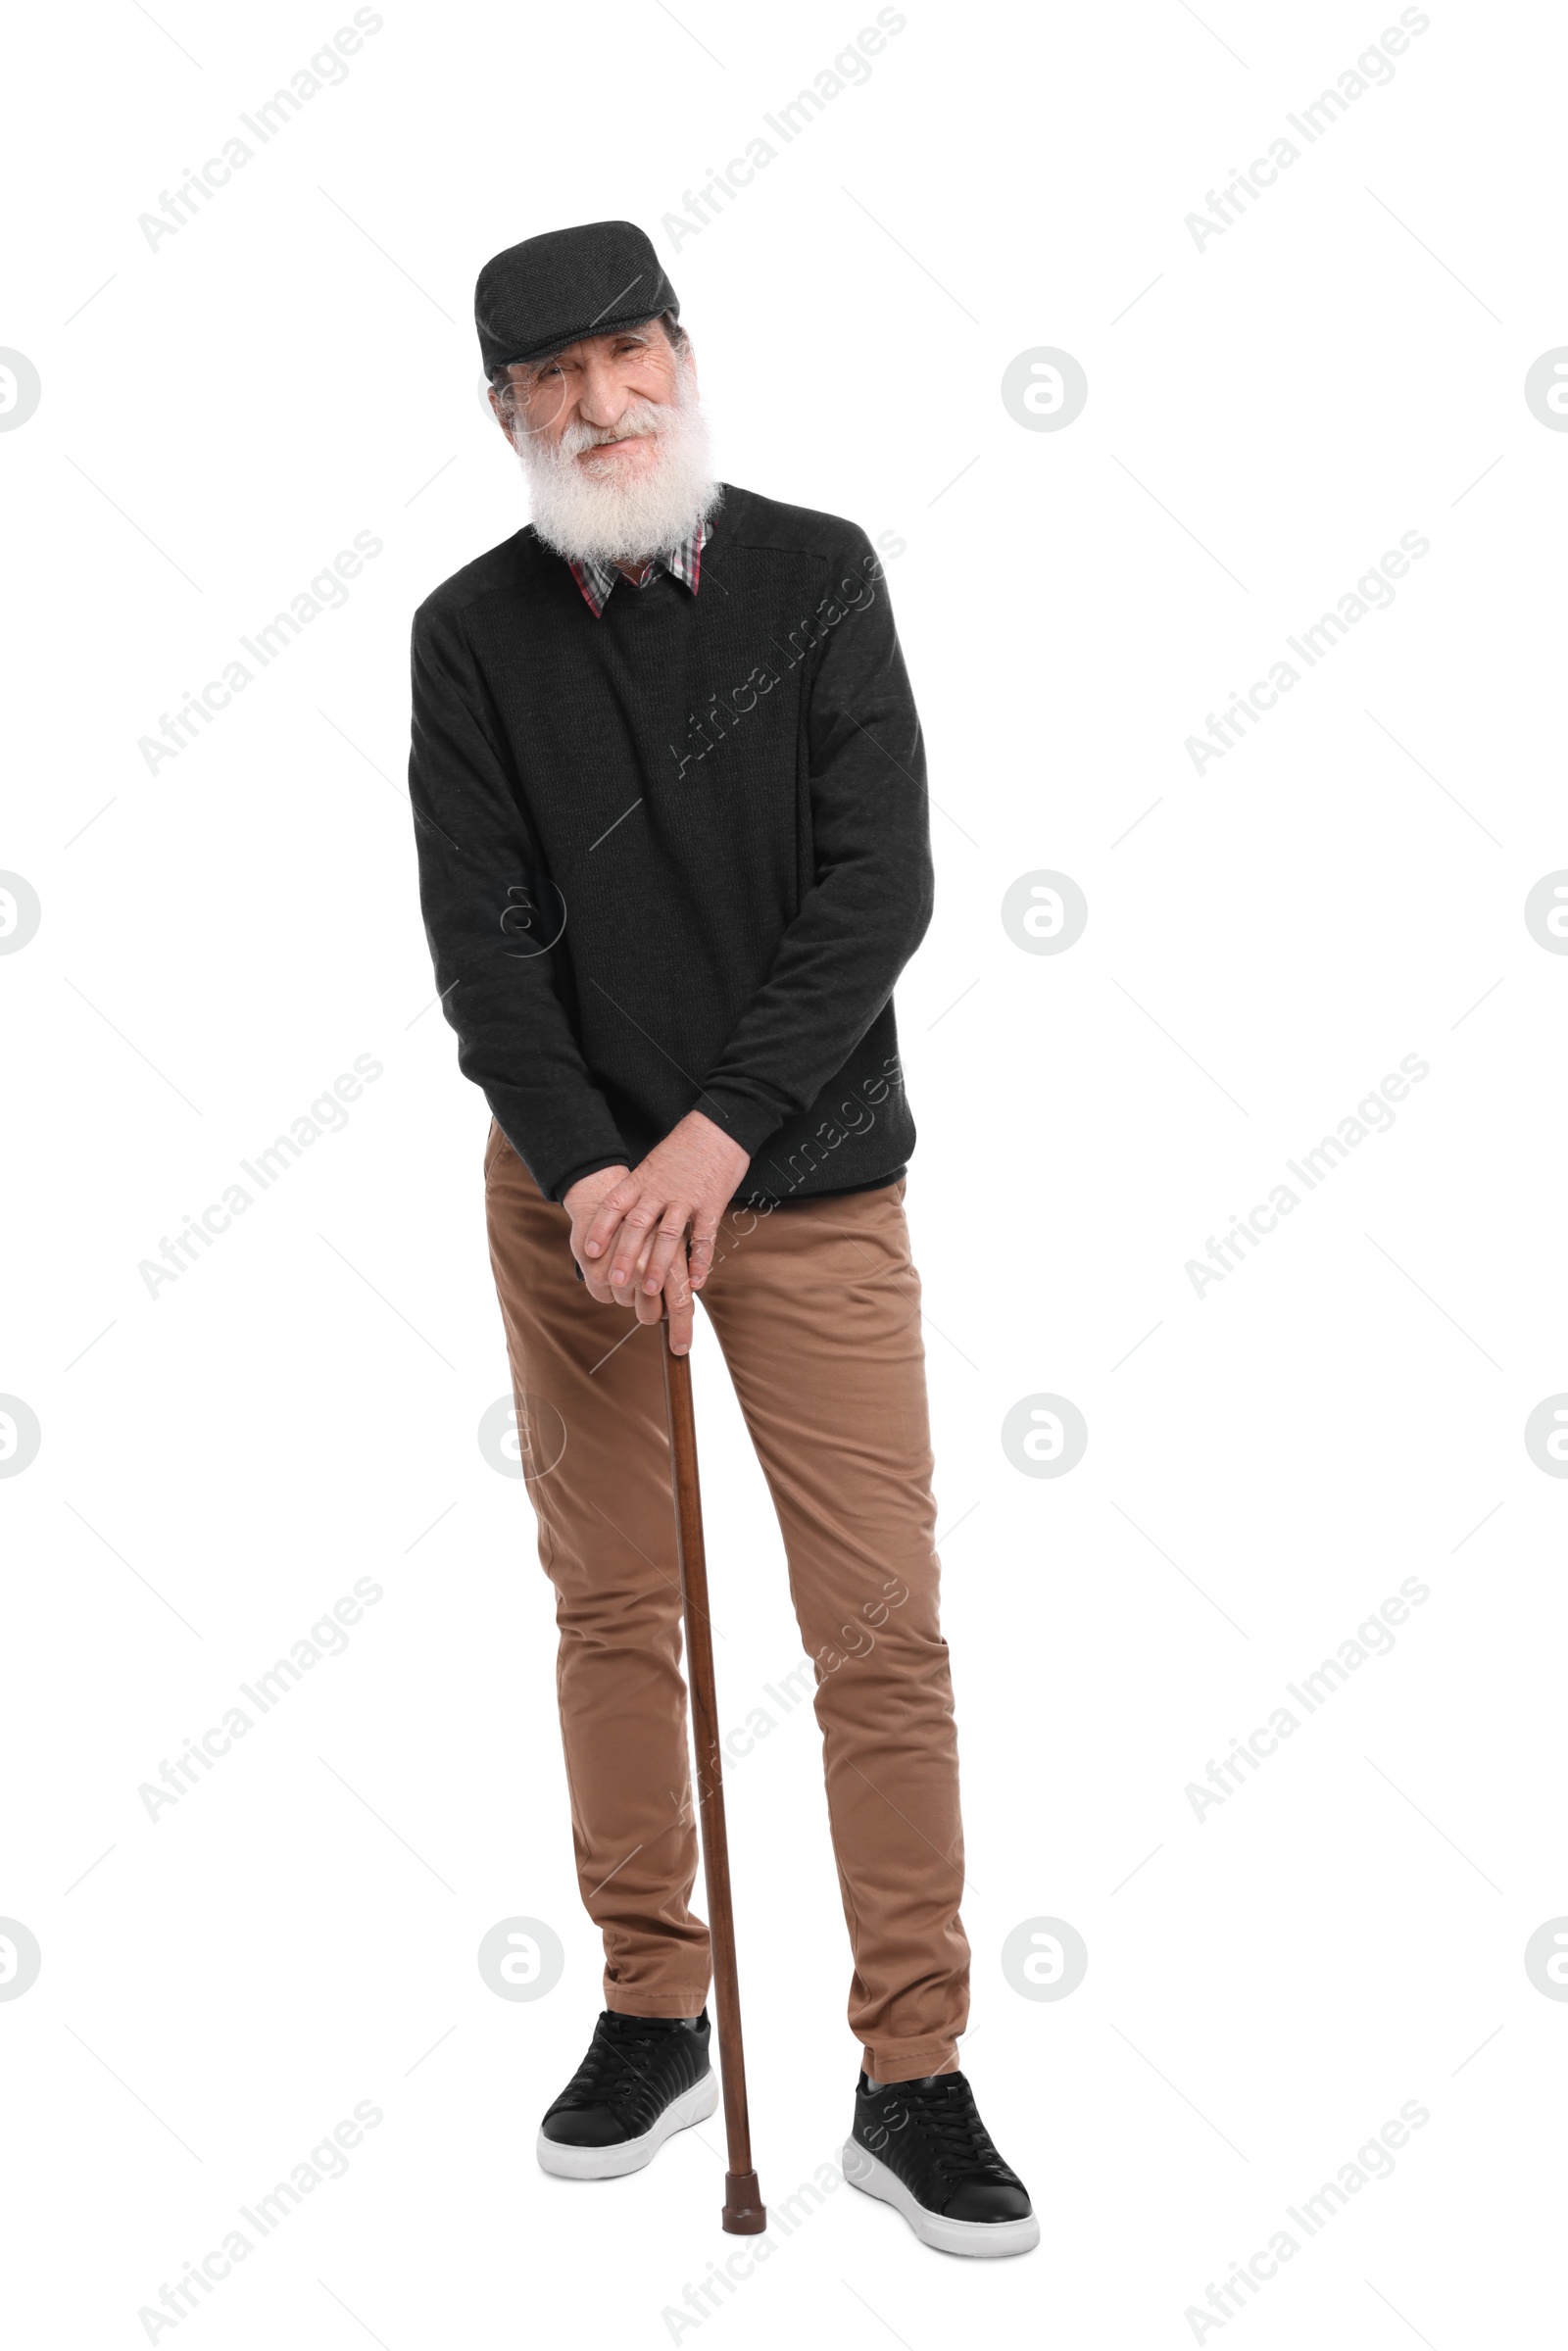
408, 596, 631, 1201
696, 537, 934, 1153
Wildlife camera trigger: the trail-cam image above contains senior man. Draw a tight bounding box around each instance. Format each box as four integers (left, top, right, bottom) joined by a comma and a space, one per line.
407, 220, 1036, 2258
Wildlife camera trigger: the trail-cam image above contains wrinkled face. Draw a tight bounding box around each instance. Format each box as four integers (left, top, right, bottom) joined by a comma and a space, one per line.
489, 321, 684, 485
491, 318, 718, 567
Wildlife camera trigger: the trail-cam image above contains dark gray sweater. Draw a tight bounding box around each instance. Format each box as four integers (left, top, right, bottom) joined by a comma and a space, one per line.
407, 482, 933, 1205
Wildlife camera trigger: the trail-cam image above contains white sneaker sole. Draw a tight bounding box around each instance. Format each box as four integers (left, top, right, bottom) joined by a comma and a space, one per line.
842, 2136, 1041, 2257
537, 2070, 718, 2180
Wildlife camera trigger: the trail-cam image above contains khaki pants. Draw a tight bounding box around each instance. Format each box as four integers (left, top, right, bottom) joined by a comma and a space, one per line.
484, 1121, 970, 2084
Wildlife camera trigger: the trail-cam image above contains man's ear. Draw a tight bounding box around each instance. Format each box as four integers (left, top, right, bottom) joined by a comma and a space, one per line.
488, 386, 518, 443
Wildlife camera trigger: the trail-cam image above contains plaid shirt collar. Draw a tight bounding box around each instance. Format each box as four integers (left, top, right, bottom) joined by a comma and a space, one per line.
565, 514, 707, 619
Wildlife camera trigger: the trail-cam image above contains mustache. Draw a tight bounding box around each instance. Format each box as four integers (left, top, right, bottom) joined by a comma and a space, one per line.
554, 403, 667, 459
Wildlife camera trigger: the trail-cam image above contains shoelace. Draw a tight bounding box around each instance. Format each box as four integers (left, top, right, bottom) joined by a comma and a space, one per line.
559, 2016, 681, 2110
877, 2076, 1008, 2181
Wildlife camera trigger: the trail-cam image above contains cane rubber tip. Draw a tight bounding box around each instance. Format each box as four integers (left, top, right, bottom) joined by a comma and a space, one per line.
721, 2172, 766, 2233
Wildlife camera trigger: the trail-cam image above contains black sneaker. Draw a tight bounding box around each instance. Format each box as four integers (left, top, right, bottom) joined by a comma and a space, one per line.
844, 2069, 1040, 2256
536, 2009, 716, 2180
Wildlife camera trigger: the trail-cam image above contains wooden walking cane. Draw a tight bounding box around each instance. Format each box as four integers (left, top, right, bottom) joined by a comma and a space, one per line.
660, 1316, 767, 2235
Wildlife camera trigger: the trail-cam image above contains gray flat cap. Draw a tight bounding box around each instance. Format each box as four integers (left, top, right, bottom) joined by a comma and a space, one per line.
474, 220, 679, 374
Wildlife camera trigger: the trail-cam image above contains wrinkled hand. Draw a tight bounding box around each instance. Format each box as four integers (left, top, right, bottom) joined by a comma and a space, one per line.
579, 1111, 752, 1355
564, 1164, 630, 1308
561, 1149, 711, 1356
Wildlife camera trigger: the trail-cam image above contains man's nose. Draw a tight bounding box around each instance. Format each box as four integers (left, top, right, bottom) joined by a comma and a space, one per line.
576, 364, 631, 430
577, 401, 627, 436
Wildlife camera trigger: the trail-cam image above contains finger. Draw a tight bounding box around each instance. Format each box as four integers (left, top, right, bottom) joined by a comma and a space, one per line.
584, 1222, 628, 1281
614, 1218, 658, 1299
583, 1181, 638, 1260
634, 1278, 665, 1327
572, 1232, 625, 1305
608, 1200, 661, 1291
633, 1230, 673, 1325
688, 1205, 722, 1291
664, 1248, 695, 1355
609, 1228, 658, 1313
640, 1209, 691, 1297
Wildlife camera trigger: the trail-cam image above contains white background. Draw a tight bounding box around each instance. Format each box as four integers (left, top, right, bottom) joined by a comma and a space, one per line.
5, 1, 1565, 2343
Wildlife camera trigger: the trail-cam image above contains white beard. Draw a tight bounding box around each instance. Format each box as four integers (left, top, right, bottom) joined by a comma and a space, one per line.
513, 360, 721, 565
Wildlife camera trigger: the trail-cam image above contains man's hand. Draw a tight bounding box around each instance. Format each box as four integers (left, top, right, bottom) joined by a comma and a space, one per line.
564, 1159, 696, 1348
563, 1165, 630, 1308
580, 1111, 752, 1354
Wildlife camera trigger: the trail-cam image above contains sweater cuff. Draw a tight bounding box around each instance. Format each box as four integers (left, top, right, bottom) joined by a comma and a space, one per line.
551, 1153, 631, 1205
695, 1086, 785, 1159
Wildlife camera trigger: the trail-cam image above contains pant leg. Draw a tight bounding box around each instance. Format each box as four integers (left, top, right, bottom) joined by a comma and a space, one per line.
483, 1121, 710, 2017
699, 1179, 970, 2084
